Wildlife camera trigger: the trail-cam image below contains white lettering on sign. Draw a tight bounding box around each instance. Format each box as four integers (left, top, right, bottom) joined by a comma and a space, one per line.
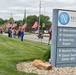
70, 58, 75, 60
62, 49, 71, 52
62, 38, 69, 41
63, 34, 74, 37
62, 42, 71, 46
62, 38, 74, 42
61, 58, 69, 61
62, 54, 70, 57
63, 29, 68, 32
69, 29, 76, 32
70, 54, 76, 57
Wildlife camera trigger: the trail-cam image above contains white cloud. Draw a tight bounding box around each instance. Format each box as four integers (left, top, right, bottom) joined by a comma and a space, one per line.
0, 0, 76, 21
0, 10, 9, 13
57, 0, 75, 3
11, 7, 24, 10
14, 14, 23, 17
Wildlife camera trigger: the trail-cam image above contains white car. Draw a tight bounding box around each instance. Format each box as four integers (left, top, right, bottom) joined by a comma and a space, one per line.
44, 30, 48, 34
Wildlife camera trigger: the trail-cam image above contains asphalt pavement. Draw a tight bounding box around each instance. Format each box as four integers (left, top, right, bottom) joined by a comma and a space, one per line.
24, 34, 49, 43
2, 33, 51, 44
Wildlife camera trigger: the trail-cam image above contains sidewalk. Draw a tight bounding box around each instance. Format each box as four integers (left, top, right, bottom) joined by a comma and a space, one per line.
3, 33, 51, 44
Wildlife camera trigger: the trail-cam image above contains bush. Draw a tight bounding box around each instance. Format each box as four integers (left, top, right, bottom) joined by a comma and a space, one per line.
43, 47, 51, 61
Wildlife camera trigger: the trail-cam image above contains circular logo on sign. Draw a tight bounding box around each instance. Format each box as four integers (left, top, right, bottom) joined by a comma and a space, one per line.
58, 12, 70, 25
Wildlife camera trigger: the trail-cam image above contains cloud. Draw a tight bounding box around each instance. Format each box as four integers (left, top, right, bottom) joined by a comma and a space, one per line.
57, 0, 75, 3
0, 0, 76, 21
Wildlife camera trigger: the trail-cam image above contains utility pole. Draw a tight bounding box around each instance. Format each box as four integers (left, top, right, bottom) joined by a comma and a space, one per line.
44, 7, 45, 15
38, 1, 41, 35
24, 9, 26, 19
11, 13, 12, 18
10, 12, 14, 23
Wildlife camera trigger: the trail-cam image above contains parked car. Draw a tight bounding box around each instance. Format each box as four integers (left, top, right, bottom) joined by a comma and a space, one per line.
44, 30, 48, 34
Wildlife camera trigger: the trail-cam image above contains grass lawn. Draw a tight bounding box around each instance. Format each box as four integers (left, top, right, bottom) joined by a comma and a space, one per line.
0, 35, 50, 75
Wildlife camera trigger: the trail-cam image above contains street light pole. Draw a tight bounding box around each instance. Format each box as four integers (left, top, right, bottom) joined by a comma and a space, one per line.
38, 1, 41, 35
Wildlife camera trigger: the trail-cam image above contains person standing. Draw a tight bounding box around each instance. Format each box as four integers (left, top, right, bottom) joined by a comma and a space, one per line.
13, 29, 16, 38
17, 29, 21, 38
20, 28, 24, 41
38, 31, 43, 42
8, 27, 12, 37
48, 30, 52, 45
10, 27, 12, 38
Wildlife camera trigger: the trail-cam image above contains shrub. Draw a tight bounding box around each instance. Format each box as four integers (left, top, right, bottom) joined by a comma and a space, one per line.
43, 47, 51, 61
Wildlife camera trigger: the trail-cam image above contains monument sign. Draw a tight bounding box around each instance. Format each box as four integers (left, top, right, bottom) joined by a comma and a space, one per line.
51, 9, 76, 67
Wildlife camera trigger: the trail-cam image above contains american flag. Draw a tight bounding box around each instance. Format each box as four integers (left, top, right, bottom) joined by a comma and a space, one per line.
12, 22, 17, 28
0, 26, 2, 29
22, 22, 27, 29
6, 22, 12, 28
32, 21, 38, 29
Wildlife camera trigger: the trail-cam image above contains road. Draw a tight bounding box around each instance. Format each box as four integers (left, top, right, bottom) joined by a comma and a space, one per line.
24, 34, 49, 43
3, 33, 51, 44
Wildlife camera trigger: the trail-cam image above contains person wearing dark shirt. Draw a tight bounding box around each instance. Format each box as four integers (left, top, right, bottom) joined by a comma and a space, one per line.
17, 29, 21, 38
8, 27, 12, 38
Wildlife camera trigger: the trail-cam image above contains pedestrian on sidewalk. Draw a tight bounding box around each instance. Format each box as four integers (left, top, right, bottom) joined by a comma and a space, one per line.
38, 30, 43, 42
13, 29, 17, 38
20, 28, 24, 41
8, 27, 12, 38
17, 29, 21, 38
48, 26, 52, 45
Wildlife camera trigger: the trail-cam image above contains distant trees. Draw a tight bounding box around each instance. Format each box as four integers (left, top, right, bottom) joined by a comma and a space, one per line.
0, 18, 7, 25
25, 14, 52, 31
17, 20, 23, 26
27, 15, 38, 27
26, 15, 38, 31
38, 14, 52, 30
8, 17, 14, 23
0, 14, 52, 31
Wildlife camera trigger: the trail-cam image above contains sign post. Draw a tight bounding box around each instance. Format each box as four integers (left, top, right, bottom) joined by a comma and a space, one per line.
51, 9, 76, 67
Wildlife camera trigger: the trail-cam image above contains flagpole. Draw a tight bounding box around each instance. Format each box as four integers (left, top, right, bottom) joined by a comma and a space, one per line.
38, 1, 41, 35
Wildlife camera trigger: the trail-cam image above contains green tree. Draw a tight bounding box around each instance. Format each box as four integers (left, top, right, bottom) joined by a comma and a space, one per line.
38, 14, 52, 30
0, 14, 52, 31
17, 20, 23, 26
27, 15, 38, 26
4, 19, 8, 23
23, 18, 27, 24
27, 15, 38, 31
0, 18, 4, 25
8, 17, 14, 23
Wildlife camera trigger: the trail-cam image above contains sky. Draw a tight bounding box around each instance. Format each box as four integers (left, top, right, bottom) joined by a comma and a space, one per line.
0, 0, 76, 21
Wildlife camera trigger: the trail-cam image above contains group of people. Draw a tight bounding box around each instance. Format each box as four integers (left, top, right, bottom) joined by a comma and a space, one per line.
37, 29, 52, 45
8, 27, 24, 41
6, 27, 52, 43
